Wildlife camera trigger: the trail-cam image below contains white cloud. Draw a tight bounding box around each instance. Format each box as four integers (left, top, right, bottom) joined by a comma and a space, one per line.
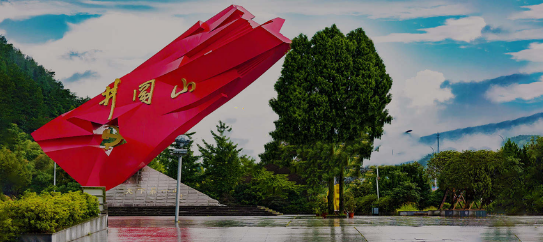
506, 42, 543, 73
155, 0, 473, 21
485, 28, 543, 42
403, 70, 454, 107
0, 1, 82, 23
508, 42, 543, 62
485, 78, 543, 103
373, 16, 486, 43
14, 12, 189, 97
509, 3, 543, 20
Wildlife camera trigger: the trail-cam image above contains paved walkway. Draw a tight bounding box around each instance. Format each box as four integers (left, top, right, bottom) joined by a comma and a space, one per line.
78, 215, 543, 241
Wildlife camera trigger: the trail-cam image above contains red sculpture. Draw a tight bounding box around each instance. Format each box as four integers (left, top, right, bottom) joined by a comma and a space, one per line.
31, 5, 291, 190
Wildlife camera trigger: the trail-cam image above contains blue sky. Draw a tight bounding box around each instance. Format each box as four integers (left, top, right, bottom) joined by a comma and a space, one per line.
2, 0, 543, 164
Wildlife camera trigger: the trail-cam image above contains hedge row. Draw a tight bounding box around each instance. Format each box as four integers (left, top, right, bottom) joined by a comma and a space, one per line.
0, 191, 100, 241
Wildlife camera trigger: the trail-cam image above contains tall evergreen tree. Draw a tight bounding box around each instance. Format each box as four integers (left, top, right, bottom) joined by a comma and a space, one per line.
266, 25, 393, 213
198, 121, 243, 203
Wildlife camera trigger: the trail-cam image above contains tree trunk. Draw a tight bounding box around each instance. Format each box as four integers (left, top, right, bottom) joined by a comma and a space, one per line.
439, 189, 448, 210
328, 177, 335, 214
339, 166, 345, 213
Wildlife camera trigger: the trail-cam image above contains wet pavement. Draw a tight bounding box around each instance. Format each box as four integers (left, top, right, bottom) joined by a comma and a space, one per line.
92, 215, 543, 241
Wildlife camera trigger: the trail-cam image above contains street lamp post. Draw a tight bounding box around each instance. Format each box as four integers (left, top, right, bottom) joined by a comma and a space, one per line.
376, 166, 379, 200
173, 135, 190, 223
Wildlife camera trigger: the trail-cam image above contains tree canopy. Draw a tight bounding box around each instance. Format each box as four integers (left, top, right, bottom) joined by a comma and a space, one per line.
0, 35, 87, 142
269, 24, 392, 146
264, 24, 393, 213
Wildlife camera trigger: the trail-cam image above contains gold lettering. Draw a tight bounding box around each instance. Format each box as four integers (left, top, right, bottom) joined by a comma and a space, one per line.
99, 78, 121, 120
171, 78, 196, 99
137, 79, 156, 105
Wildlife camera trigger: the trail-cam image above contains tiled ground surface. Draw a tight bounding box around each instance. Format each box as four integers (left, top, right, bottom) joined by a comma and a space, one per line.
84, 215, 543, 242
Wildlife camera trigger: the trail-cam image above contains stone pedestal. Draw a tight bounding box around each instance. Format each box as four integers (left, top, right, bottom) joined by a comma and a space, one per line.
106, 166, 220, 208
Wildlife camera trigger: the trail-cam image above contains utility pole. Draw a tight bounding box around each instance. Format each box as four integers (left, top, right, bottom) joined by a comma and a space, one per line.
437, 133, 440, 153
436, 133, 440, 190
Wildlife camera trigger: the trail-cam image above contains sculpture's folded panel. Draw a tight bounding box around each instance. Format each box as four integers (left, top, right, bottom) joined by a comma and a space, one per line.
31, 5, 291, 190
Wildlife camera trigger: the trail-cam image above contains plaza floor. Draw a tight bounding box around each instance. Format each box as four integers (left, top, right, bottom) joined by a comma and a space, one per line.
79, 215, 543, 241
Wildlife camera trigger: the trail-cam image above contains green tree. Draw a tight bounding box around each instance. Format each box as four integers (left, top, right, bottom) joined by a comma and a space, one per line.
267, 24, 393, 213
0, 36, 87, 138
428, 150, 497, 209
198, 121, 243, 203
0, 148, 31, 196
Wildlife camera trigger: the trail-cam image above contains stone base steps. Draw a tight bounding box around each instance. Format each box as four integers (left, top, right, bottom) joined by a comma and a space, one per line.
108, 205, 281, 216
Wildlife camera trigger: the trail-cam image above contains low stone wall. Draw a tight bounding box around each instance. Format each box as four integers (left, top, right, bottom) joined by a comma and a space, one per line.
20, 214, 107, 242
398, 210, 487, 217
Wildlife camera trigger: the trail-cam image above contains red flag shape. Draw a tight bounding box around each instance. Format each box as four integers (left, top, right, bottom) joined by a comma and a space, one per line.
31, 5, 291, 190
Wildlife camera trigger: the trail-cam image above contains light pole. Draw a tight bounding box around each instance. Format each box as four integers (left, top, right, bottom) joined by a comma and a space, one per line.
376, 166, 380, 200
54, 163, 56, 192
173, 135, 189, 223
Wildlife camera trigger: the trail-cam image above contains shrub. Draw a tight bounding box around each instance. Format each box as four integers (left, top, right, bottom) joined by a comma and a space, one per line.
376, 196, 394, 213
356, 194, 378, 214
396, 202, 419, 212
312, 194, 328, 214
0, 200, 17, 242
0, 191, 99, 241
423, 206, 438, 211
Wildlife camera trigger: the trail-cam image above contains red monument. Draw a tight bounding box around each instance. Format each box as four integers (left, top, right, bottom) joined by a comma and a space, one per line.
31, 5, 291, 190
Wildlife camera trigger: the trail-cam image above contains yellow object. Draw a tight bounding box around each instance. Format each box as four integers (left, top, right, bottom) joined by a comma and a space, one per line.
102, 126, 124, 150
171, 78, 196, 98
326, 184, 341, 211
138, 79, 156, 104
334, 184, 340, 211
99, 78, 121, 120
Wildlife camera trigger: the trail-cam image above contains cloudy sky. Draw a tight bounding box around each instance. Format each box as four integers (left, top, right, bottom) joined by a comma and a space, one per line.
2, 0, 543, 165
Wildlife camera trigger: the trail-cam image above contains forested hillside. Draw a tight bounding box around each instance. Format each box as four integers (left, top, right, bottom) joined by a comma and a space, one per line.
0, 35, 86, 197
0, 35, 87, 141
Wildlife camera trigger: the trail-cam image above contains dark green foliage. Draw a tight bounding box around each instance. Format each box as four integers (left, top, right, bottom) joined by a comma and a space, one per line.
425, 137, 543, 214
429, 150, 500, 209
232, 167, 311, 214
198, 121, 244, 203
355, 194, 377, 214
489, 137, 543, 214
0, 124, 80, 197
269, 25, 392, 145
0, 35, 87, 141
264, 24, 392, 213
0, 147, 31, 196
0, 191, 100, 241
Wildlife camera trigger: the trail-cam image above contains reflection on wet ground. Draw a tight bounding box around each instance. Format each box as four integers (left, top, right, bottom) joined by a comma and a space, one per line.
104, 215, 543, 241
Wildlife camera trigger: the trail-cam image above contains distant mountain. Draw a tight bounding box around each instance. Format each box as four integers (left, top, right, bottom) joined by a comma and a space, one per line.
508, 135, 539, 147
419, 112, 543, 145
0, 35, 87, 141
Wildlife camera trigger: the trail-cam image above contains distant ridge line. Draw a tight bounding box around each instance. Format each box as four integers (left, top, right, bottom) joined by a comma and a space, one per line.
419, 112, 543, 144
